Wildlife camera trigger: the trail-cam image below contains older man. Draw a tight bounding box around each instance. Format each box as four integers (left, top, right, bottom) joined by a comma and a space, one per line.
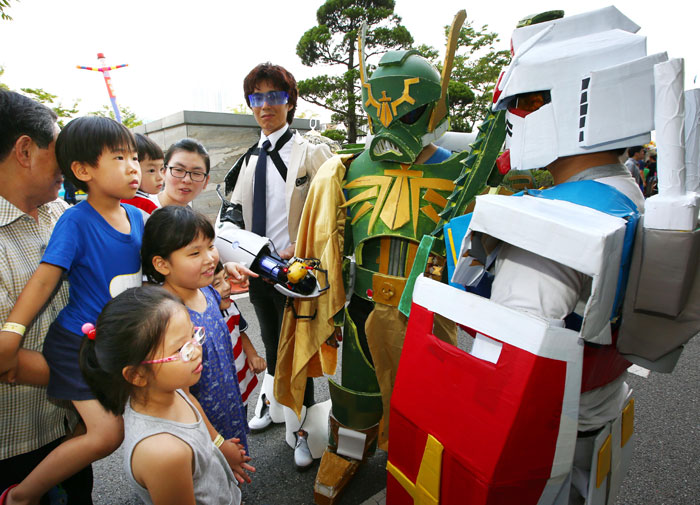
0, 90, 92, 502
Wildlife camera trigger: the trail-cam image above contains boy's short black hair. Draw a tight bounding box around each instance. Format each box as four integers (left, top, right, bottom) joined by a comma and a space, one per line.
135, 133, 164, 162
56, 116, 136, 192
0, 90, 58, 162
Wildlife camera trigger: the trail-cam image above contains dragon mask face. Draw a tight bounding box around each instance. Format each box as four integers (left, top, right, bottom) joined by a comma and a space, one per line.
362, 50, 446, 164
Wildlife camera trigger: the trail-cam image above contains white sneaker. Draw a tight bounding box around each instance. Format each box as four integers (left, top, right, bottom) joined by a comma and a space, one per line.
248, 396, 273, 432
294, 429, 313, 470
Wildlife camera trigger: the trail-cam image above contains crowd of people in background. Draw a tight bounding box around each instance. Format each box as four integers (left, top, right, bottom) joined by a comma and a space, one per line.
624, 144, 658, 198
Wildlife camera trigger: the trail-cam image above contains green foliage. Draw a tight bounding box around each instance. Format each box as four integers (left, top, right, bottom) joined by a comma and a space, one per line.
422, 20, 511, 133
89, 105, 143, 129
1, 0, 15, 21
296, 0, 413, 143
1, 67, 81, 126
322, 129, 347, 143
296, 109, 320, 120
20, 87, 80, 127
532, 169, 554, 188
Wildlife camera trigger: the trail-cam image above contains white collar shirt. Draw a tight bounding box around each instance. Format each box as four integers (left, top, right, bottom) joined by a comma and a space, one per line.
258, 124, 293, 251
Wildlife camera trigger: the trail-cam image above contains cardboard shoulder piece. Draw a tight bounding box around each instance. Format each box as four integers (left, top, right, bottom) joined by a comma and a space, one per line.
617, 68, 700, 372
453, 189, 633, 344
388, 276, 582, 505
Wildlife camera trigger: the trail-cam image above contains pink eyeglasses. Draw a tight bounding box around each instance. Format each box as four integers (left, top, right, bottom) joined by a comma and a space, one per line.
141, 327, 206, 364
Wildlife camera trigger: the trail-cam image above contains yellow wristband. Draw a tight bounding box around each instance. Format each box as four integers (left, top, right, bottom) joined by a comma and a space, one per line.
213, 434, 225, 448
2, 322, 26, 336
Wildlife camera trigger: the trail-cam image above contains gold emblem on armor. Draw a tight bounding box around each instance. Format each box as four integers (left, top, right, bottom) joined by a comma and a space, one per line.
342, 164, 455, 236
364, 77, 420, 128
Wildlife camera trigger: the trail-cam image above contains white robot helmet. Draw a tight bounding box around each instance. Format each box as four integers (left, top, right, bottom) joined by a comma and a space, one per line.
493, 6, 668, 171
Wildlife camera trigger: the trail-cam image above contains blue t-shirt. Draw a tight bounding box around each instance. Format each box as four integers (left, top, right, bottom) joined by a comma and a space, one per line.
189, 286, 249, 453
41, 201, 144, 335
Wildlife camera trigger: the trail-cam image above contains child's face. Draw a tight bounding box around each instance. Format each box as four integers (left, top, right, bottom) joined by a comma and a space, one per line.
139, 156, 165, 195
161, 233, 220, 290
212, 269, 232, 310
145, 306, 203, 390
163, 150, 209, 206
80, 146, 141, 200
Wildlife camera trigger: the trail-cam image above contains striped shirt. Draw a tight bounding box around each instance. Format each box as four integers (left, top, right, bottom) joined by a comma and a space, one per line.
0, 196, 75, 460
222, 305, 258, 406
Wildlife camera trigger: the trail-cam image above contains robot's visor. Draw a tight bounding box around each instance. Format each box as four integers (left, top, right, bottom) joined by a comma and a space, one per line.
505, 90, 551, 118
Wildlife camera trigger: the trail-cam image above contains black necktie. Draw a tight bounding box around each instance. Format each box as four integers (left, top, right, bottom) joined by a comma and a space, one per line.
252, 139, 271, 236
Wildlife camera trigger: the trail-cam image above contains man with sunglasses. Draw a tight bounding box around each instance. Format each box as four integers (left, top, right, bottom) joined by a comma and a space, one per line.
223, 63, 333, 470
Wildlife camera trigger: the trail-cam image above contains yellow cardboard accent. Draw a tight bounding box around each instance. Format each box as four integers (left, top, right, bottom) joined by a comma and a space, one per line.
386, 434, 444, 505
345, 175, 393, 233
410, 178, 456, 235
364, 82, 381, 123
379, 237, 391, 273
350, 201, 373, 225
391, 77, 420, 116
621, 397, 634, 447
344, 170, 453, 236
341, 186, 379, 208
415, 434, 444, 504
387, 460, 417, 499
428, 10, 467, 132
379, 91, 394, 127
406, 242, 419, 273
315, 450, 360, 505
420, 205, 441, 224
596, 434, 612, 488
371, 273, 406, 307
423, 188, 448, 208
381, 175, 412, 229
447, 227, 458, 266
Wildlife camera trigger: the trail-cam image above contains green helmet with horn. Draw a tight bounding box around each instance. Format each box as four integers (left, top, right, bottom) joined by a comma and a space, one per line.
361, 49, 449, 164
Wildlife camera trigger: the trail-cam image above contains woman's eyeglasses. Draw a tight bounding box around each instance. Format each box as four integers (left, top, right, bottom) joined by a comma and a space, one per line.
166, 165, 208, 182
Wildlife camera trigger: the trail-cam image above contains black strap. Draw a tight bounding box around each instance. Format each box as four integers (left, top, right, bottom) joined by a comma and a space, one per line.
268, 128, 293, 181
224, 128, 294, 193
250, 128, 294, 181
224, 141, 258, 194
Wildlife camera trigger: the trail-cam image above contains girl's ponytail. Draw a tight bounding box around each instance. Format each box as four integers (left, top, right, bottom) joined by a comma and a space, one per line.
79, 328, 125, 415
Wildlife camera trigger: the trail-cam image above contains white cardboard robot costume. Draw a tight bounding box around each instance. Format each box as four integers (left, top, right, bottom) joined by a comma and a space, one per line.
438, 6, 698, 505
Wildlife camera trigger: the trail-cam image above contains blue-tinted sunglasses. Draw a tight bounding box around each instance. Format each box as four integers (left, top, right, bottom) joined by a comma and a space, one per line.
248, 90, 289, 108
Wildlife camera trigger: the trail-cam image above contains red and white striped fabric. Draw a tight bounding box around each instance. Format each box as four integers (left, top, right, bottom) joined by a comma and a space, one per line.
223, 305, 258, 406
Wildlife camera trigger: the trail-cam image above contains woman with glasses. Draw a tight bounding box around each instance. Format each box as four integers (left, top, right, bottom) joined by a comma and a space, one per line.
224, 62, 333, 470
150, 138, 211, 208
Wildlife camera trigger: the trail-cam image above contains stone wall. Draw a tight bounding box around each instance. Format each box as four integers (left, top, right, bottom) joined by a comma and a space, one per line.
133, 111, 313, 221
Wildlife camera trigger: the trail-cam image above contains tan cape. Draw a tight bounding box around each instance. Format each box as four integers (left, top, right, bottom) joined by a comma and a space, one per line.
273, 154, 353, 417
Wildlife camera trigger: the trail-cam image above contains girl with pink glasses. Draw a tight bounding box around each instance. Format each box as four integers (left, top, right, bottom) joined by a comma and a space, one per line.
80, 285, 253, 504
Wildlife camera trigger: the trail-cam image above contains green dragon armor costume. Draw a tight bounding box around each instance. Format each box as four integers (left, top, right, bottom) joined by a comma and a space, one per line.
273, 11, 509, 504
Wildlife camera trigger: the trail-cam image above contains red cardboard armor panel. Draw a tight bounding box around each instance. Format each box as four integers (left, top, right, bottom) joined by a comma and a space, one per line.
388, 302, 575, 504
